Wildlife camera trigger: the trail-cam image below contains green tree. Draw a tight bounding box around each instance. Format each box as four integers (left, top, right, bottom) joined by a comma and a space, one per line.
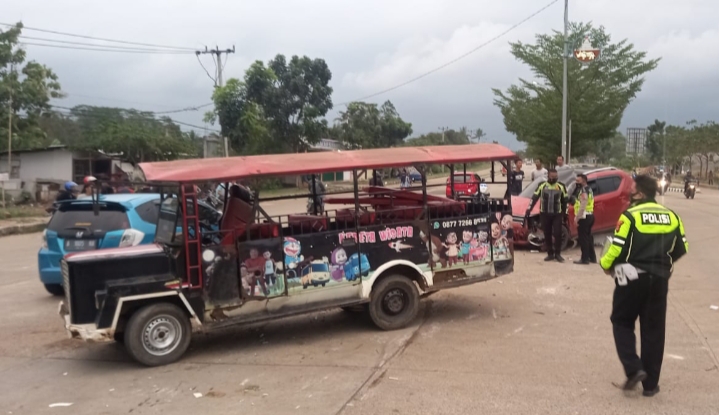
244, 55, 333, 153
1, 22, 63, 151
594, 131, 626, 164
492, 22, 659, 163
61, 106, 198, 163
203, 78, 272, 155
334, 100, 412, 149
645, 119, 666, 164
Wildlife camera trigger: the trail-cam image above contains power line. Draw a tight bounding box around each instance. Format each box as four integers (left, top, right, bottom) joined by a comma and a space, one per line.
339, 0, 560, 105
19, 42, 194, 54
0, 22, 195, 51
18, 35, 195, 53
196, 54, 217, 83
51, 103, 214, 116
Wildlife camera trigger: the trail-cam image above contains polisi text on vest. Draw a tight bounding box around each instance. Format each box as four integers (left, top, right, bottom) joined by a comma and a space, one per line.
641, 213, 671, 224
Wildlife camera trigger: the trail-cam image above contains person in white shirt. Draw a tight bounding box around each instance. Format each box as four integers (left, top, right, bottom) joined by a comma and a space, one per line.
531, 158, 548, 181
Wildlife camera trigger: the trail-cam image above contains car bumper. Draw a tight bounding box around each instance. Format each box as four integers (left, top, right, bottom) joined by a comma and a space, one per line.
58, 301, 113, 343
38, 249, 63, 285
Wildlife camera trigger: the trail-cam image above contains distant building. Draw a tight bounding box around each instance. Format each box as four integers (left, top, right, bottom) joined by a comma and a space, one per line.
626, 128, 647, 155
0, 145, 135, 201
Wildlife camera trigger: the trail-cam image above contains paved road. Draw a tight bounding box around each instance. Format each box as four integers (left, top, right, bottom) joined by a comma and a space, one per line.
0, 190, 717, 414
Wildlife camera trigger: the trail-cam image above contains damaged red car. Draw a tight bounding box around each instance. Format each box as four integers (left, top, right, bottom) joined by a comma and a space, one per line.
511, 167, 632, 250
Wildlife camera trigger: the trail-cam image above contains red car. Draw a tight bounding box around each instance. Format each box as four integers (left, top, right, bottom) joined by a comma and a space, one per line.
445, 172, 483, 198
511, 167, 632, 250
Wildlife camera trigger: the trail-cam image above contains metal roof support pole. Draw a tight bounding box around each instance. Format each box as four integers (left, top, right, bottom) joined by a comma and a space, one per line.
449, 165, 455, 200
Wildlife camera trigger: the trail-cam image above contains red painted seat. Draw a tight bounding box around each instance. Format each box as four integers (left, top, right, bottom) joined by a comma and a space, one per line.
288, 214, 328, 233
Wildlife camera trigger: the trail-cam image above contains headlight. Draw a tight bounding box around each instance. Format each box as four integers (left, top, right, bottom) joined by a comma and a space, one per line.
119, 229, 145, 247
660, 180, 666, 187
41, 229, 48, 249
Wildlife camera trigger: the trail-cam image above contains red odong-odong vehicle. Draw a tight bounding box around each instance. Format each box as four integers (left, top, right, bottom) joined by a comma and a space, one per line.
59, 144, 518, 366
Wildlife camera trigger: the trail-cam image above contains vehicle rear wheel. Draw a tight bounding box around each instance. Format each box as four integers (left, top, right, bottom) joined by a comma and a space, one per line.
124, 303, 191, 367
44, 283, 64, 296
369, 275, 420, 331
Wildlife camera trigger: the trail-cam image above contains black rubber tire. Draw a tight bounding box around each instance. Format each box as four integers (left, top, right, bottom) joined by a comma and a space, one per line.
44, 283, 64, 296
369, 275, 420, 331
124, 302, 191, 367
113, 331, 124, 344
559, 225, 570, 251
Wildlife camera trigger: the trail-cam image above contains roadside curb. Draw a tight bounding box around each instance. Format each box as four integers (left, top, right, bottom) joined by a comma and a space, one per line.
0, 221, 47, 238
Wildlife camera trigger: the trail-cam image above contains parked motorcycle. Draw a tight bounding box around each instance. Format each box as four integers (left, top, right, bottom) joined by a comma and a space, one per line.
306, 196, 325, 215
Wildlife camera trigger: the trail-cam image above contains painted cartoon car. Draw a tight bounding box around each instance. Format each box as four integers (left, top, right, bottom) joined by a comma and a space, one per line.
343, 253, 371, 281
301, 260, 331, 288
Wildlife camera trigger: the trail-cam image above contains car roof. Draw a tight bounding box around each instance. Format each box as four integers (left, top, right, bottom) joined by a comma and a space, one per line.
73, 193, 160, 208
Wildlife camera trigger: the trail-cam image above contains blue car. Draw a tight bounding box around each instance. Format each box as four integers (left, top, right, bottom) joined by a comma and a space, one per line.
38, 194, 220, 295
343, 253, 371, 281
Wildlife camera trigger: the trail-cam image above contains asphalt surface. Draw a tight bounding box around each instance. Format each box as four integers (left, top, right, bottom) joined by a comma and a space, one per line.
1, 188, 717, 414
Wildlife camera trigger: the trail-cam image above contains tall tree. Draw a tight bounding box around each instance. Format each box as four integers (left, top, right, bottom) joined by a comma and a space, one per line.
204, 78, 272, 155
492, 22, 659, 163
645, 119, 666, 164
244, 55, 333, 153
0, 22, 63, 151
334, 100, 412, 149
60, 106, 198, 163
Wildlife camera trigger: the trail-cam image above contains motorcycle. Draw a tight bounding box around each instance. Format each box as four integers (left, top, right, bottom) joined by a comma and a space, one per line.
306, 196, 325, 215
684, 181, 696, 199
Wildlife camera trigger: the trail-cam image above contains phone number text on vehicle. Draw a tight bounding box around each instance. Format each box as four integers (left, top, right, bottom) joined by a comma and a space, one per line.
434, 217, 488, 229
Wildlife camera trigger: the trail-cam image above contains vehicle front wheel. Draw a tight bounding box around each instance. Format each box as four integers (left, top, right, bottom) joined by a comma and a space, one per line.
44, 283, 64, 296
560, 225, 570, 251
369, 275, 420, 331
124, 303, 191, 367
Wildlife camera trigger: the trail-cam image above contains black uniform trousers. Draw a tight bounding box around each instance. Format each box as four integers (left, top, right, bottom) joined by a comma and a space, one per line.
577, 214, 596, 262
610, 273, 668, 391
540, 213, 563, 257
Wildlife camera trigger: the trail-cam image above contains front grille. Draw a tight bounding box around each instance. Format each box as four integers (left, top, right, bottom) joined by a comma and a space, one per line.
61, 260, 71, 318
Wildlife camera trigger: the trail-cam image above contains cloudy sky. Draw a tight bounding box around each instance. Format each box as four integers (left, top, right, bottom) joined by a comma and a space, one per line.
5, 0, 718, 149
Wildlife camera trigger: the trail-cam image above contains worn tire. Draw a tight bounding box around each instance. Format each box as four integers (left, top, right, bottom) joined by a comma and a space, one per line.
369, 275, 420, 331
124, 302, 191, 367
44, 283, 64, 296
560, 225, 570, 252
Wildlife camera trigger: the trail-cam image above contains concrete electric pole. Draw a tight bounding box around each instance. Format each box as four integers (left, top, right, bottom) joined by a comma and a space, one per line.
561, 0, 569, 162
196, 46, 235, 157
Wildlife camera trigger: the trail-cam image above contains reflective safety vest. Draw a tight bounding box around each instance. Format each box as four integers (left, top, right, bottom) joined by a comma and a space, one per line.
574, 186, 594, 214
600, 200, 688, 278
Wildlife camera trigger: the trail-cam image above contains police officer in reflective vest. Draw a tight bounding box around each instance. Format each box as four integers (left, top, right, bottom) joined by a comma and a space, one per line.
526, 168, 568, 262
573, 174, 596, 264
600, 175, 688, 397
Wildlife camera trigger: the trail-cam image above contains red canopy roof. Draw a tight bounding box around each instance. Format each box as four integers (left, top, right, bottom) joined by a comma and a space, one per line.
139, 143, 516, 183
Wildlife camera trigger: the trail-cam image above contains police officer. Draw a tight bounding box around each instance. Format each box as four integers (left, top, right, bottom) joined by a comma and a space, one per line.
600, 174, 688, 397
572, 174, 596, 264
526, 168, 568, 262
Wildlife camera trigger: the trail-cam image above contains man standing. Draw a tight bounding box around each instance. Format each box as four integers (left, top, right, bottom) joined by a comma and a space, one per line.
556, 155, 570, 170
572, 174, 596, 264
509, 159, 525, 196
600, 175, 688, 397
531, 158, 548, 182
525, 168, 568, 262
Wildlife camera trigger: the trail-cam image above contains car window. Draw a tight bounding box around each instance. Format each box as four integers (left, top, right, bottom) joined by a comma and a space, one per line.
596, 176, 621, 195
450, 174, 474, 183
135, 199, 161, 224
588, 180, 599, 195
48, 203, 130, 233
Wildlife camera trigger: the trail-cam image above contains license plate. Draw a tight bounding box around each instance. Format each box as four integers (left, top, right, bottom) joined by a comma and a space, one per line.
64, 239, 97, 251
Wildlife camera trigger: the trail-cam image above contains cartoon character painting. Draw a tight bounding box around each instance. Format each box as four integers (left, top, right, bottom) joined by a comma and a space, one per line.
470, 230, 490, 262
330, 247, 348, 282
263, 251, 276, 288
419, 228, 447, 268
491, 222, 509, 260
460, 230, 474, 265
500, 214, 515, 258
283, 237, 303, 276
443, 232, 459, 267
344, 253, 370, 281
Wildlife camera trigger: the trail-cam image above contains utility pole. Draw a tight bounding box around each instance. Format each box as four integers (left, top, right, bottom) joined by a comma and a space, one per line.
196, 45, 235, 157
439, 127, 449, 173
561, 0, 569, 161
6, 65, 12, 181
568, 119, 572, 164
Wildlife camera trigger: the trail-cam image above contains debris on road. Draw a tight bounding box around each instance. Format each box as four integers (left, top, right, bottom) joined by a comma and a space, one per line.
710, 305, 719, 311
193, 392, 203, 398
49, 403, 73, 408
389, 377, 399, 381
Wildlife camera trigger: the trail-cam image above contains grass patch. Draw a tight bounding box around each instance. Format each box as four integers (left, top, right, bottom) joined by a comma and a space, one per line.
0, 206, 48, 219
